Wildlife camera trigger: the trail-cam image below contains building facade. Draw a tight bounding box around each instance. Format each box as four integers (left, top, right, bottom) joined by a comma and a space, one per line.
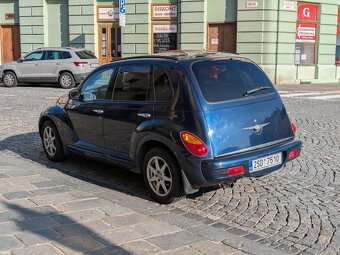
0, 0, 339, 84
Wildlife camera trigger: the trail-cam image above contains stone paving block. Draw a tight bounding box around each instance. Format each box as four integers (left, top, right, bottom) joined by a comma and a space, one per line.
146, 230, 206, 251
99, 204, 135, 217
2, 191, 35, 200
56, 198, 114, 212
227, 228, 249, 236
103, 212, 153, 228
30, 180, 69, 188
6, 175, 50, 185
153, 212, 203, 229
189, 224, 232, 242
51, 209, 105, 225
17, 216, 59, 231
156, 246, 204, 255
0, 173, 10, 179
0, 236, 24, 252
135, 220, 182, 237
28, 193, 79, 206
191, 240, 241, 255
0, 210, 26, 223
122, 240, 162, 255
0, 222, 23, 235
83, 246, 131, 255
18, 205, 60, 218
55, 220, 112, 238
53, 235, 105, 254
30, 185, 73, 196
15, 228, 64, 245
12, 244, 63, 255
244, 233, 263, 241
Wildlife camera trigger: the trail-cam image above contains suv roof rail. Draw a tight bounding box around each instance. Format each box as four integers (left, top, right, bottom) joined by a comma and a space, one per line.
110, 55, 180, 62
35, 47, 77, 50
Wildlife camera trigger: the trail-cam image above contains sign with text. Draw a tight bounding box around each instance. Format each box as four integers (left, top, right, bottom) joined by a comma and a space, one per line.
119, 0, 126, 26
152, 4, 177, 20
296, 23, 317, 42
297, 3, 318, 21
97, 6, 118, 22
152, 24, 177, 53
5, 13, 15, 20
283, 1, 295, 11
338, 7, 340, 24
245, 0, 258, 9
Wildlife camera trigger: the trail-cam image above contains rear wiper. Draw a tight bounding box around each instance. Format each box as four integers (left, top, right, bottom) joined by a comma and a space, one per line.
243, 86, 271, 97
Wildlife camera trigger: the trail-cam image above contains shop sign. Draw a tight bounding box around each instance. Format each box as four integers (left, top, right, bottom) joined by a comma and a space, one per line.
296, 23, 317, 42
338, 7, 340, 24
152, 4, 177, 20
152, 24, 178, 53
153, 24, 177, 34
283, 1, 295, 11
297, 3, 318, 21
97, 6, 118, 22
337, 26, 340, 36
5, 13, 15, 20
245, 0, 258, 9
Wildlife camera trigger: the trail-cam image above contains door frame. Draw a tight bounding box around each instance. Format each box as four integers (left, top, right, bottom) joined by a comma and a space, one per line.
206, 22, 237, 53
98, 23, 121, 65
0, 23, 21, 64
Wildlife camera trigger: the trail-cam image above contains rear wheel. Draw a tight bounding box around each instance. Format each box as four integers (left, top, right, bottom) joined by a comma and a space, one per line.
42, 120, 66, 162
143, 148, 183, 204
3, 71, 18, 87
59, 72, 75, 89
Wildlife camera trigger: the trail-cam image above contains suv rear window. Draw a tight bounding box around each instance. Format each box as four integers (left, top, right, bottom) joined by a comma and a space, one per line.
192, 59, 274, 102
75, 51, 97, 59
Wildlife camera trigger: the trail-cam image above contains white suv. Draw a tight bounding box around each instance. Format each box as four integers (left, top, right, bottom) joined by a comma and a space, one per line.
0, 47, 99, 89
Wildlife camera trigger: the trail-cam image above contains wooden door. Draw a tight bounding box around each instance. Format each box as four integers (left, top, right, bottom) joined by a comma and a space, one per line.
208, 23, 236, 53
98, 24, 122, 65
0, 24, 21, 64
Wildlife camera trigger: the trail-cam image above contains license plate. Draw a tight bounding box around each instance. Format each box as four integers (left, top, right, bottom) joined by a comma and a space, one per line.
249, 153, 282, 172
91, 64, 99, 68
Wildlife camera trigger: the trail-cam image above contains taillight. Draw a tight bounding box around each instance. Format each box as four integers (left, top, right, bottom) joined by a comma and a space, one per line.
227, 166, 244, 176
288, 149, 299, 160
74, 61, 88, 67
290, 119, 296, 133
180, 131, 208, 157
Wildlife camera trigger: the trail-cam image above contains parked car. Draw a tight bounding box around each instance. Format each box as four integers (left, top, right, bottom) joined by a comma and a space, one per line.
0, 47, 99, 89
38, 51, 302, 204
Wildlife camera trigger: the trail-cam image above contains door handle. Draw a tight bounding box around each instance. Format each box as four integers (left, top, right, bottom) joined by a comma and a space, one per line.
137, 113, 151, 118
35, 64, 39, 66
56, 63, 62, 66
93, 109, 104, 114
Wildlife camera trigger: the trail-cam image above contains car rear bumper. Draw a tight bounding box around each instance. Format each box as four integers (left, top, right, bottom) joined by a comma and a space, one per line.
183, 139, 302, 188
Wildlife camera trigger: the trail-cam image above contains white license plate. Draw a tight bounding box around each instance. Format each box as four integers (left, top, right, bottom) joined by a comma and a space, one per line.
249, 153, 282, 172
91, 64, 99, 68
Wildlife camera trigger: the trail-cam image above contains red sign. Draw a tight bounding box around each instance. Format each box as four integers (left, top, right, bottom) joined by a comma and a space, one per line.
296, 23, 317, 42
338, 7, 340, 24
297, 3, 318, 21
337, 26, 340, 35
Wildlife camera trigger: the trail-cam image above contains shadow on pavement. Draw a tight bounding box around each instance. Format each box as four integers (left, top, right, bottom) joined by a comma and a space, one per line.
4, 202, 132, 254
0, 132, 154, 203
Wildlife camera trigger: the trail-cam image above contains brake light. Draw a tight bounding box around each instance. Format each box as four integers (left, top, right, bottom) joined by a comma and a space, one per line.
288, 149, 299, 160
227, 166, 244, 176
290, 119, 296, 133
180, 131, 208, 157
74, 61, 88, 67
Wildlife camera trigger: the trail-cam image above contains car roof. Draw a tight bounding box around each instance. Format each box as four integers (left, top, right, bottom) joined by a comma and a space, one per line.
34, 47, 87, 52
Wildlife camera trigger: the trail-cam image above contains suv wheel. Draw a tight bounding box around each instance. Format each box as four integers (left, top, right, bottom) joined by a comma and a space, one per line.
59, 72, 75, 89
143, 148, 183, 204
3, 71, 18, 87
42, 120, 66, 161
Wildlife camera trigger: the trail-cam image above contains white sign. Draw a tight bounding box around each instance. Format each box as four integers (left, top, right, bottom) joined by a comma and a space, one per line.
98, 7, 118, 21
152, 4, 177, 19
245, 0, 258, 8
283, 1, 295, 11
211, 38, 219, 45
153, 24, 177, 33
119, 14, 126, 27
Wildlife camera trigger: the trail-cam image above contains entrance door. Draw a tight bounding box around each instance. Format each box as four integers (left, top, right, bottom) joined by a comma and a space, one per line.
207, 23, 236, 53
0, 25, 21, 64
98, 24, 122, 65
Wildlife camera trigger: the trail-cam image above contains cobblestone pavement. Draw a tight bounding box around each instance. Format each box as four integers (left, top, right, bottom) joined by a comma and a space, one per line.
0, 84, 339, 254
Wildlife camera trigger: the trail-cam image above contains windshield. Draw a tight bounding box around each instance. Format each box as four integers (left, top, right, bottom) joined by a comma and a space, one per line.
76, 51, 97, 59
192, 59, 274, 102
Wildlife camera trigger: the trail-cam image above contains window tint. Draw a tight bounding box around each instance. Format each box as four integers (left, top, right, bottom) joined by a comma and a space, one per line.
46, 51, 62, 60
113, 64, 151, 101
153, 65, 173, 101
80, 67, 114, 101
76, 51, 97, 59
192, 59, 274, 102
24, 51, 45, 61
62, 51, 72, 59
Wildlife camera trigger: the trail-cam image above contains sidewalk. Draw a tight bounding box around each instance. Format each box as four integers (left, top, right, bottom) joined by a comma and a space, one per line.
276, 82, 340, 93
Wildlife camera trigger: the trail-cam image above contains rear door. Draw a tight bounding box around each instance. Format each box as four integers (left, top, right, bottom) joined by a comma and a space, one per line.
191, 59, 294, 157
102, 62, 154, 161
40, 51, 63, 81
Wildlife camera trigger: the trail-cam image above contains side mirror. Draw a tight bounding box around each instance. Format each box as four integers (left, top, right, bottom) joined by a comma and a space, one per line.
69, 89, 80, 100
17, 58, 24, 63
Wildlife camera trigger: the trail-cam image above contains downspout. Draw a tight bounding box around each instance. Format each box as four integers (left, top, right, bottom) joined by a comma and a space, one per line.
274, 0, 280, 85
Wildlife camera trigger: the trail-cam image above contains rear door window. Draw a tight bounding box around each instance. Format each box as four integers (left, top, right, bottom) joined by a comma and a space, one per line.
46, 51, 62, 60
76, 51, 97, 59
192, 59, 274, 102
152, 65, 173, 102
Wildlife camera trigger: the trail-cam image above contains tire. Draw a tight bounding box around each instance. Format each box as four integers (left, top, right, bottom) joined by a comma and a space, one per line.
143, 148, 183, 204
59, 72, 75, 89
3, 71, 18, 87
41, 120, 66, 162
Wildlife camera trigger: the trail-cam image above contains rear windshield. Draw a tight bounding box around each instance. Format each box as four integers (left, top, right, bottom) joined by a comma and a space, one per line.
192, 59, 274, 102
76, 51, 97, 59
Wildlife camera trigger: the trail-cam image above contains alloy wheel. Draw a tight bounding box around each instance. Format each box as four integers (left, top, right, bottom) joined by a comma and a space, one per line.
61, 74, 72, 87
43, 126, 57, 157
4, 74, 15, 86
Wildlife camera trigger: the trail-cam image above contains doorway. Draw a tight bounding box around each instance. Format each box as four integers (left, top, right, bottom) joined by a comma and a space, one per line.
98, 24, 122, 65
0, 24, 21, 64
207, 23, 237, 53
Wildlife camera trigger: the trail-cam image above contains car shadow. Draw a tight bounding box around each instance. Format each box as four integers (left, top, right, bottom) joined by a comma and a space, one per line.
4, 202, 132, 254
0, 132, 153, 202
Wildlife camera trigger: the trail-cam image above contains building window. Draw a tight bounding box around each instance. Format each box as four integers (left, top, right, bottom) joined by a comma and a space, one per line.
336, 7, 340, 65
295, 3, 319, 65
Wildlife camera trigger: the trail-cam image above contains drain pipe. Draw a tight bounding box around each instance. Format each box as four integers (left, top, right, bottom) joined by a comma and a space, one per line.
274, 0, 280, 85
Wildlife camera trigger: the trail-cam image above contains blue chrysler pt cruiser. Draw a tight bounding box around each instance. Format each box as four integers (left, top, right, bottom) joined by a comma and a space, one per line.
39, 52, 302, 204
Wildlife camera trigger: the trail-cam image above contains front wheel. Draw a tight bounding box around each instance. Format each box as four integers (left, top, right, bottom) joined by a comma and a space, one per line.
59, 72, 75, 89
3, 71, 18, 87
41, 120, 66, 162
143, 148, 183, 204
